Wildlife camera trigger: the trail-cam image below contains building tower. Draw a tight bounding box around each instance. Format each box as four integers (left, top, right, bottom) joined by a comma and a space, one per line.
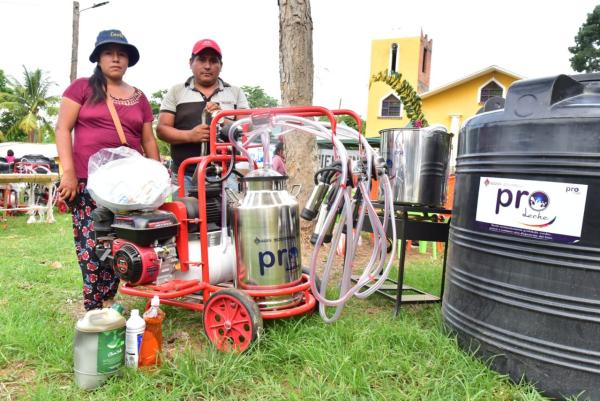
365, 32, 433, 136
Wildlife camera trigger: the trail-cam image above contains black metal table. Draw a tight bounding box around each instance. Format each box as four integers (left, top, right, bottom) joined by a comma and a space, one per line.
351, 204, 451, 317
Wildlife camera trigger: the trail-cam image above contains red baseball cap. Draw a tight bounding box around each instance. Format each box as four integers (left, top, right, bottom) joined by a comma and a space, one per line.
191, 39, 222, 57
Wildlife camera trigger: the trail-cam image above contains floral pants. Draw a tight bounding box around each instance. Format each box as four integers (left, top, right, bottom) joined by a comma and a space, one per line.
70, 181, 119, 310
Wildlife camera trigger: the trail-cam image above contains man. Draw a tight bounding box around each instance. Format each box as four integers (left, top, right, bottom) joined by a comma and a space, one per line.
157, 38, 249, 196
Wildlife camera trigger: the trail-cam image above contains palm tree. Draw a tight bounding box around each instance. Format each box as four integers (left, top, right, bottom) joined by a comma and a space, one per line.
0, 66, 59, 143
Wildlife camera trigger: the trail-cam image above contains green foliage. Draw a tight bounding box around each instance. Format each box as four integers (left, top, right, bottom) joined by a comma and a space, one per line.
241, 85, 279, 108
569, 5, 600, 72
337, 114, 366, 132
318, 114, 367, 133
369, 69, 428, 127
149, 89, 168, 116
0, 69, 10, 92
0, 66, 59, 143
156, 137, 170, 156
0, 69, 18, 142
148, 89, 170, 156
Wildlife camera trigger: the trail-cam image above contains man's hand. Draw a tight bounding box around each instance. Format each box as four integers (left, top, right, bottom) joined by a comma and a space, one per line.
189, 124, 210, 143
190, 102, 223, 143
205, 101, 221, 115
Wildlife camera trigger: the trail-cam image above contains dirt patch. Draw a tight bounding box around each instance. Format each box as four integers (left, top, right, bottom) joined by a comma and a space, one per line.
0, 361, 37, 400
164, 329, 205, 360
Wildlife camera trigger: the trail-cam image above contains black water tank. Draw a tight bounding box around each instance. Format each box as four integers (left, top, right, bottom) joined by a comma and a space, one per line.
443, 73, 600, 401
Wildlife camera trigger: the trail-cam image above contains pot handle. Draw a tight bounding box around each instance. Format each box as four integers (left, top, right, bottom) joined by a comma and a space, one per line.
290, 184, 302, 197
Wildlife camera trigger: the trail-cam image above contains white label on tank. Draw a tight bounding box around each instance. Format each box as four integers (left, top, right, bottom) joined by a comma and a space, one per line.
475, 177, 588, 243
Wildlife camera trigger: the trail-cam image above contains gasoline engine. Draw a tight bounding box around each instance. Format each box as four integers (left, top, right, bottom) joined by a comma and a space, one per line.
94, 209, 179, 285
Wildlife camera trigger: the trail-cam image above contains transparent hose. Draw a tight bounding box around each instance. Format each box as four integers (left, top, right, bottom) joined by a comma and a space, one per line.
319, 123, 395, 297
227, 117, 255, 170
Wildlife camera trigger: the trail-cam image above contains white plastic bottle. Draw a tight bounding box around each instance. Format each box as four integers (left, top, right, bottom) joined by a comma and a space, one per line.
125, 309, 145, 368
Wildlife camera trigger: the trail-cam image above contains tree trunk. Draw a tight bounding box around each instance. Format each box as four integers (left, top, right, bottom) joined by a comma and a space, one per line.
278, 0, 313, 106
278, 0, 316, 232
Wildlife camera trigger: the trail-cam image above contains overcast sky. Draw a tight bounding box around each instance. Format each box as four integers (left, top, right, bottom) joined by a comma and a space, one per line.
1, 0, 597, 118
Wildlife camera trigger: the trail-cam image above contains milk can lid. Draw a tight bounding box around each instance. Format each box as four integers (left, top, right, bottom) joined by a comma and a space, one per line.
242, 168, 287, 181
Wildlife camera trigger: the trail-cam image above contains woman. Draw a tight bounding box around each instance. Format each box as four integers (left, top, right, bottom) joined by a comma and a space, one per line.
272, 141, 286, 175
55, 29, 160, 311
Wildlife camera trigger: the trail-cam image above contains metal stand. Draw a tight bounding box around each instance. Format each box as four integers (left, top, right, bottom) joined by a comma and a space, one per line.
352, 204, 451, 317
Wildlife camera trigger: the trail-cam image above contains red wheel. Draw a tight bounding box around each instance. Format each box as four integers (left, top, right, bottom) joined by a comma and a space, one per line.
203, 288, 262, 352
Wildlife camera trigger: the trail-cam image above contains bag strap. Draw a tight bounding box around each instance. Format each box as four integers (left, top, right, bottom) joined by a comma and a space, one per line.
106, 94, 128, 146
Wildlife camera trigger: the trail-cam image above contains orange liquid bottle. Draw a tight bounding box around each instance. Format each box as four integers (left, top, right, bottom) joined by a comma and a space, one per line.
139, 296, 165, 366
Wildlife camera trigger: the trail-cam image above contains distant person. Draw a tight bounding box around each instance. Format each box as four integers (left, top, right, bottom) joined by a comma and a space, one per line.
5, 149, 15, 164
157, 38, 249, 197
272, 142, 286, 175
55, 29, 160, 311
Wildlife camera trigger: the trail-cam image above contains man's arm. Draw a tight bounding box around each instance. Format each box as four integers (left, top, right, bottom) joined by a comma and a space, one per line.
156, 112, 209, 144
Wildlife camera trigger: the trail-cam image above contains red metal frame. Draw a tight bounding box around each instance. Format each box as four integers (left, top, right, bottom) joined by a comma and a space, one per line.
119, 106, 343, 324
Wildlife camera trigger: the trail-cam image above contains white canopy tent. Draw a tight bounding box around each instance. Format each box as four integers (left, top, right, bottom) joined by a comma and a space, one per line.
0, 142, 58, 159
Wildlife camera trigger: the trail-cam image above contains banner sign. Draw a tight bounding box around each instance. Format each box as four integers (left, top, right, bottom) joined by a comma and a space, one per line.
475, 177, 588, 243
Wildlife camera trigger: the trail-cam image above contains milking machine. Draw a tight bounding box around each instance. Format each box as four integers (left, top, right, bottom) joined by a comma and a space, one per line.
92, 106, 398, 351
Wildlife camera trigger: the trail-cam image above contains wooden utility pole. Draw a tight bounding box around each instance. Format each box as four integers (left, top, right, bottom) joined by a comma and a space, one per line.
278, 0, 316, 229
70, 1, 80, 82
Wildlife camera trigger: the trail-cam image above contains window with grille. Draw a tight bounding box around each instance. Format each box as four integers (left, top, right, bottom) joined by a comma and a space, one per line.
480, 81, 503, 103
381, 94, 402, 117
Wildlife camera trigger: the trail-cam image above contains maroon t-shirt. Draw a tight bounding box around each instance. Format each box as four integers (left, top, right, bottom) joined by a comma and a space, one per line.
63, 77, 153, 178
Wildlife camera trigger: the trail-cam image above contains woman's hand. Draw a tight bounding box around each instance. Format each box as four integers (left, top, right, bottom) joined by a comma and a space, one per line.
57, 170, 78, 202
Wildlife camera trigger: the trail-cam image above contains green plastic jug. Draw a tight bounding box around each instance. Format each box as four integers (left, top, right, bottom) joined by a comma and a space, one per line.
74, 308, 126, 390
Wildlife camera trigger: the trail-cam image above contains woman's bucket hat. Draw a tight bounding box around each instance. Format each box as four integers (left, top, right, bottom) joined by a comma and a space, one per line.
89, 29, 140, 66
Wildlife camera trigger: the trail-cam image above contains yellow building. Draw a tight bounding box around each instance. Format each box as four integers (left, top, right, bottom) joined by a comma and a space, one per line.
366, 34, 522, 138
420, 66, 522, 135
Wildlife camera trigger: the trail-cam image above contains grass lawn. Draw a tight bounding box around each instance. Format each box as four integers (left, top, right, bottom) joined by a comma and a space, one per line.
0, 213, 550, 401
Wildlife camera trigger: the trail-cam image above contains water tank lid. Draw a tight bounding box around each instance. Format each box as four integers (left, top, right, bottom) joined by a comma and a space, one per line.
501, 74, 585, 119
